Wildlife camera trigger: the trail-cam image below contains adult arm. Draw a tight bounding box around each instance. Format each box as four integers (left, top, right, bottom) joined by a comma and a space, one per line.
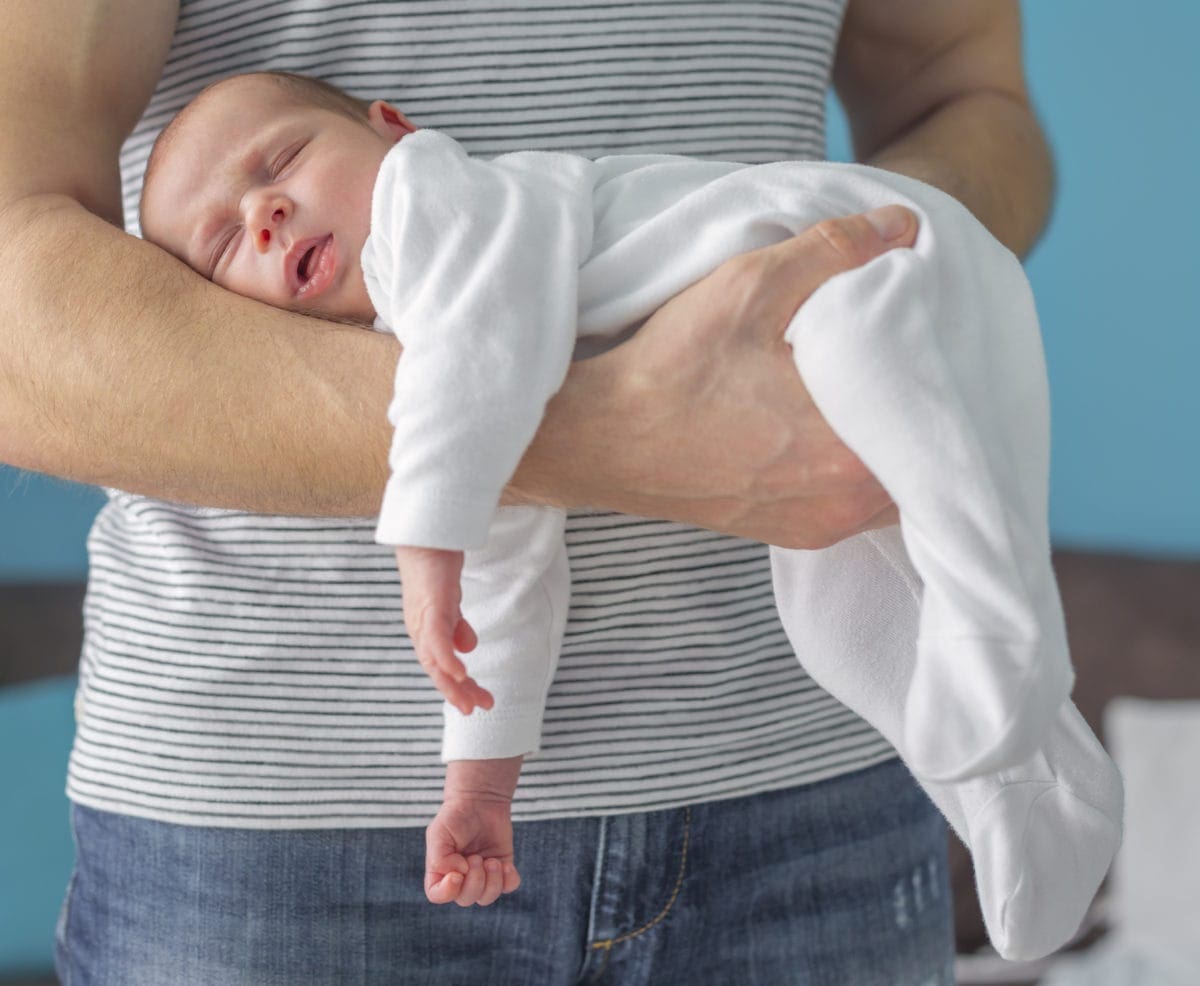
833, 0, 1054, 257
0, 0, 909, 540
0, 0, 400, 515
515, 0, 1054, 545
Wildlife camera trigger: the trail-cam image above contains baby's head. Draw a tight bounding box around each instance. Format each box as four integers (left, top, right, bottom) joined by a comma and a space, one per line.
140, 71, 417, 323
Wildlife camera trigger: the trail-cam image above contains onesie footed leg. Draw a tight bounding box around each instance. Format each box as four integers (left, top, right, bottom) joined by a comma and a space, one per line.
958, 701, 1123, 961
769, 530, 1121, 961
902, 629, 1075, 782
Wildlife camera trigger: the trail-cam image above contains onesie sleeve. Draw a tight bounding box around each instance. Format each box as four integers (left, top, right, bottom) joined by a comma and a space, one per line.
363, 129, 594, 549
439, 505, 570, 761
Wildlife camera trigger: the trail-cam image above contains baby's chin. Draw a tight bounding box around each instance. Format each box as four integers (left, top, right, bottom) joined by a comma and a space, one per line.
296, 280, 377, 328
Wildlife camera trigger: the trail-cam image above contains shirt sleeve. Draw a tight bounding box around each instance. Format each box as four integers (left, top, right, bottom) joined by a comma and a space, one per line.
439, 505, 570, 761
363, 130, 595, 550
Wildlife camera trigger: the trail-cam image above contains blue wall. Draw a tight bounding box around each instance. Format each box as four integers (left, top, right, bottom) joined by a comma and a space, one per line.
1022, 1, 1200, 555
0, 677, 77, 974
826, 1, 1200, 557
0, 471, 103, 581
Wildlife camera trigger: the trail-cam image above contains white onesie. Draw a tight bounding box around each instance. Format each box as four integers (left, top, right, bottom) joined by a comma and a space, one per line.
362, 128, 1071, 778
361, 128, 1123, 963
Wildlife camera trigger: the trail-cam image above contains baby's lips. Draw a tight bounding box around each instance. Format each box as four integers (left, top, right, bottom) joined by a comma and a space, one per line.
285, 233, 333, 295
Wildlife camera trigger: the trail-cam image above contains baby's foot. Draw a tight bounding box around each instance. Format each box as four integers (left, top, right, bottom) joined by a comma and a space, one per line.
945, 701, 1123, 960
903, 622, 1075, 782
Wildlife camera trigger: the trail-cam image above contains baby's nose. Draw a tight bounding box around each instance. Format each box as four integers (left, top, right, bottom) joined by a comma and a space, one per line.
255, 207, 287, 253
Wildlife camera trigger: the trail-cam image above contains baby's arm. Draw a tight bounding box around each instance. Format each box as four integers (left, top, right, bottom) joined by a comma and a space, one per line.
366, 130, 592, 556
441, 506, 569, 759
425, 755, 524, 906
422, 506, 569, 904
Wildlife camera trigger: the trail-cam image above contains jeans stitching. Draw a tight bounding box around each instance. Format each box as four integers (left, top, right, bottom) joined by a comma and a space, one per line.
588, 805, 691, 955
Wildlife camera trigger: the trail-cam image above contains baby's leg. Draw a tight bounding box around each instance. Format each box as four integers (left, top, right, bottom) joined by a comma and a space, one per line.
395, 545, 493, 715
770, 527, 1122, 961
779, 173, 1074, 781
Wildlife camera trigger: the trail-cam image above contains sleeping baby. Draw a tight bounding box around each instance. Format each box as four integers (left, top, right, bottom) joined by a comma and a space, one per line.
139, 70, 1121, 961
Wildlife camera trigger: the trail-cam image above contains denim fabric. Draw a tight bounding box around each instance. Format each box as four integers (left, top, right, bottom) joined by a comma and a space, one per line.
55, 760, 953, 985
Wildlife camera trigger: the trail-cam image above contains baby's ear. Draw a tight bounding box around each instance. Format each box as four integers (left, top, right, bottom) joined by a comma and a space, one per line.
367, 100, 418, 142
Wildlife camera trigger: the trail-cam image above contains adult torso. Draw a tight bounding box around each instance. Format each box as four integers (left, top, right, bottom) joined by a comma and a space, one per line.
69, 0, 894, 829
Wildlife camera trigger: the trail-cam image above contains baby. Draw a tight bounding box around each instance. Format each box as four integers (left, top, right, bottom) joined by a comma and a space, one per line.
140, 71, 1122, 960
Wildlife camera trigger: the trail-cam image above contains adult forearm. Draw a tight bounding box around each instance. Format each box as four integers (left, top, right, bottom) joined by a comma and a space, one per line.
863, 89, 1054, 259
0, 194, 398, 515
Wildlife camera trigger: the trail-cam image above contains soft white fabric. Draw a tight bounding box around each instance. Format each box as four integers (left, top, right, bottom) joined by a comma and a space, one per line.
365, 132, 596, 549
365, 130, 1074, 775
443, 506, 570, 759
772, 527, 1122, 961
1038, 700, 1200, 985
362, 129, 1122, 959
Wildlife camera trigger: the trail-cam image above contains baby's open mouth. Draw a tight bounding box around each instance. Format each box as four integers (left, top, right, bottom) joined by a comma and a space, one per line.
290, 234, 335, 299
298, 245, 317, 283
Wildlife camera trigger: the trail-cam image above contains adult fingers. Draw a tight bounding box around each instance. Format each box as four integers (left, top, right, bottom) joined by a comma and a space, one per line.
724, 205, 919, 344
785, 205, 919, 304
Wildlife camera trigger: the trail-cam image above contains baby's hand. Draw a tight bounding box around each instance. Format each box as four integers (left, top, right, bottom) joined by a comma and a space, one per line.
425, 796, 521, 907
395, 546, 492, 715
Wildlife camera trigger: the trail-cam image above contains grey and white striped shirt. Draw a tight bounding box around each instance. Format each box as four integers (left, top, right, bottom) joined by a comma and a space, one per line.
68, 0, 895, 829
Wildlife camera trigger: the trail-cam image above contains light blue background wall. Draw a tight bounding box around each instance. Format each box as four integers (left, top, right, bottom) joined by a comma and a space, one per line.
0, 2, 1198, 974
826, 1, 1200, 557
0, 475, 104, 581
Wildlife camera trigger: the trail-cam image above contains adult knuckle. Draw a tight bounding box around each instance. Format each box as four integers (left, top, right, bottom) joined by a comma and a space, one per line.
821, 445, 873, 484
810, 493, 873, 548
715, 251, 767, 304
811, 217, 865, 264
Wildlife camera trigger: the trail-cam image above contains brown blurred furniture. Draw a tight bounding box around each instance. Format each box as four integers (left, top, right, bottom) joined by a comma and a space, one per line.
0, 583, 86, 687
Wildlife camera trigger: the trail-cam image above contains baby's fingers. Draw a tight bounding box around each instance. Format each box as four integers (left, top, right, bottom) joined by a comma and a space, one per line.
425, 870, 465, 905
453, 617, 478, 655
474, 858, 507, 907
425, 852, 469, 905
501, 861, 521, 895
453, 855, 487, 908
425, 664, 492, 715
398, 547, 470, 679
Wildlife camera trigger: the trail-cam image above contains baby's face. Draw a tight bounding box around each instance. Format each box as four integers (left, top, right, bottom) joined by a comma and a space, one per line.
141, 76, 414, 323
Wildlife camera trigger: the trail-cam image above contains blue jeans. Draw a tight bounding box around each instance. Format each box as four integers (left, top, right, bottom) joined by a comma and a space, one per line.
55, 759, 953, 985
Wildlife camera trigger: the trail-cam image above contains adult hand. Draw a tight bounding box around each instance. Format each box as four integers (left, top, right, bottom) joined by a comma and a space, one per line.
546, 205, 918, 549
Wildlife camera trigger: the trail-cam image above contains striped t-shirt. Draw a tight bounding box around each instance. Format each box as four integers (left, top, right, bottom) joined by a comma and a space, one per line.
67, 0, 896, 829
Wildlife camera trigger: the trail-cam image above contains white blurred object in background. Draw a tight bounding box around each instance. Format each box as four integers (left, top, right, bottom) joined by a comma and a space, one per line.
1042, 698, 1200, 985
